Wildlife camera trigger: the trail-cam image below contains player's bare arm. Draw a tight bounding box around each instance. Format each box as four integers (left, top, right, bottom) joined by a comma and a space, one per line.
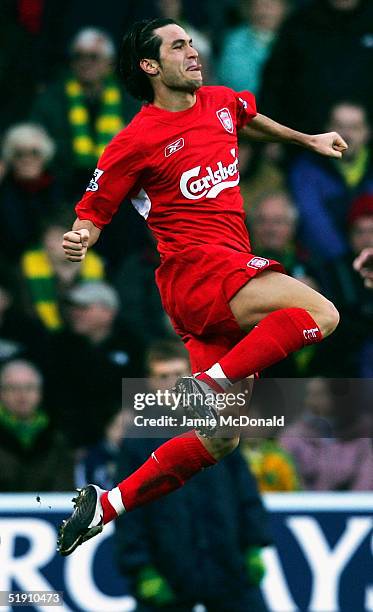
62, 218, 101, 262
353, 247, 373, 288
242, 113, 348, 158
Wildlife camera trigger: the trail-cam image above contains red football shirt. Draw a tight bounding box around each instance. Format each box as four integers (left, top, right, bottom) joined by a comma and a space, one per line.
76, 86, 257, 260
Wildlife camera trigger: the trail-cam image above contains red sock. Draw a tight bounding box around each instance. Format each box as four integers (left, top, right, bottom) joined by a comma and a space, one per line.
195, 372, 226, 393
218, 307, 322, 382
100, 431, 216, 523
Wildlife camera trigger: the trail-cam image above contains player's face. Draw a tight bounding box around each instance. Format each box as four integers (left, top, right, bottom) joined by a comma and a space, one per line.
154, 24, 203, 93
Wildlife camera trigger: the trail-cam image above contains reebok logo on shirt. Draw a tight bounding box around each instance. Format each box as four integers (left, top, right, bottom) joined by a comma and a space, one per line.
165, 138, 185, 157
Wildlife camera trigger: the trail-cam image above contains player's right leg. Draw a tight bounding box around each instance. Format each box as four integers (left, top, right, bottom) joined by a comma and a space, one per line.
57, 429, 231, 556
57, 373, 250, 556
58, 429, 242, 556
57, 345, 249, 557
57, 485, 105, 556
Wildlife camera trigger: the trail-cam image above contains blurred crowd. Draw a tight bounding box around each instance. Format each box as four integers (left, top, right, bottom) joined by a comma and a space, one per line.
0, 5, 372, 601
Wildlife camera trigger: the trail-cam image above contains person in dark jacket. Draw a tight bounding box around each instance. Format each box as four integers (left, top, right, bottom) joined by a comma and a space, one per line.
47, 281, 144, 448
114, 340, 271, 611
289, 101, 373, 263
0, 260, 49, 370
316, 194, 373, 376
0, 359, 74, 492
354, 246, 373, 288
0, 123, 63, 263
31, 27, 139, 196
260, 0, 373, 134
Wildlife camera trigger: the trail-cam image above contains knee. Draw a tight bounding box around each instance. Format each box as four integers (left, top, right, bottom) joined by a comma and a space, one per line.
203, 435, 240, 461
316, 300, 340, 338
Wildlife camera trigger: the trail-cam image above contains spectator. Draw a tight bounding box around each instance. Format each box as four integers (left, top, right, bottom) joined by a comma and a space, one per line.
247, 191, 326, 376
354, 246, 373, 288
146, 338, 192, 389
348, 195, 373, 255
0, 359, 74, 491
21, 215, 104, 331
242, 438, 301, 492
31, 27, 139, 195
0, 123, 62, 262
240, 381, 301, 491
238, 137, 286, 208
289, 101, 373, 263
0, 261, 48, 369
115, 339, 271, 611
317, 194, 373, 376
248, 190, 314, 282
47, 281, 144, 448
218, 0, 288, 94
260, 0, 373, 134
280, 377, 373, 490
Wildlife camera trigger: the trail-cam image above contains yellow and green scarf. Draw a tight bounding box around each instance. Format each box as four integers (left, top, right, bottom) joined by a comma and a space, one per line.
337, 145, 370, 188
66, 76, 124, 167
0, 403, 49, 449
21, 248, 104, 330
243, 440, 301, 492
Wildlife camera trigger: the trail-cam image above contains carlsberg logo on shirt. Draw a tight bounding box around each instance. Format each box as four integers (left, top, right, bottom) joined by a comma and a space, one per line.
180, 148, 239, 200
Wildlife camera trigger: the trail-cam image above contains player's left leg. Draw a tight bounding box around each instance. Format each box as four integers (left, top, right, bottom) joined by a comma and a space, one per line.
194, 270, 338, 391
229, 269, 338, 335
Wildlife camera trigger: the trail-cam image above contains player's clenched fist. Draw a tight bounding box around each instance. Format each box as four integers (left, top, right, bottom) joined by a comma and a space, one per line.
62, 229, 90, 262
310, 132, 348, 158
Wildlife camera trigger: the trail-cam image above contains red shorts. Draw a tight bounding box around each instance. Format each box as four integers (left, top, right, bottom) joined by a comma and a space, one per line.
156, 245, 284, 372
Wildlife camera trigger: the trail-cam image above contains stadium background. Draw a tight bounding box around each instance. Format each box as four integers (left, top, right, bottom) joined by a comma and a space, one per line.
0, 1, 372, 610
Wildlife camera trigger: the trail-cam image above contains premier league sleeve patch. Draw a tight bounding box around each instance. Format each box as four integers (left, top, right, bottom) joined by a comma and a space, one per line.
86, 168, 104, 192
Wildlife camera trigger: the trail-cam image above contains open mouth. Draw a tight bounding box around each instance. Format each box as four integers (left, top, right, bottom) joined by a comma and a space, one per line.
186, 64, 202, 72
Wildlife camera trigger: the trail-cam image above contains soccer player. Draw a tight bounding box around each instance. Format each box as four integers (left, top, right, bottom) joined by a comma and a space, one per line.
354, 247, 373, 288
58, 18, 347, 556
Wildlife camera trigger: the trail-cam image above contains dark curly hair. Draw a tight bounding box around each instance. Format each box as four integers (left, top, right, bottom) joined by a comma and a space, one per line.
120, 18, 178, 103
